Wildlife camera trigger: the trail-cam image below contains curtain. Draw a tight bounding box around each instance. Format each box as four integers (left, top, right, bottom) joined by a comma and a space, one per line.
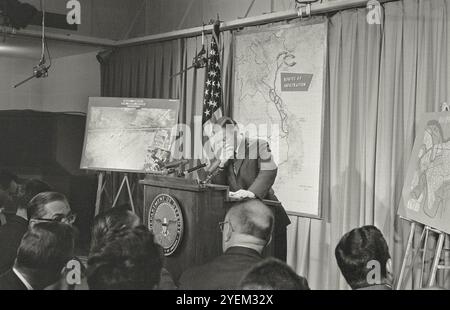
100, 0, 450, 289
288, 0, 450, 289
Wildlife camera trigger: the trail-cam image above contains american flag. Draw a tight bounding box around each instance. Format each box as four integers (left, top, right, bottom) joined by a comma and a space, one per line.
202, 22, 223, 127
199, 21, 224, 172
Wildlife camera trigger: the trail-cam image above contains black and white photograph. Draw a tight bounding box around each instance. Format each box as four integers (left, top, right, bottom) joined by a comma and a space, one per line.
0, 0, 449, 302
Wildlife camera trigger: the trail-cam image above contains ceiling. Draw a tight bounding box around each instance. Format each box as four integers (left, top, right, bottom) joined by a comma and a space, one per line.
0, 34, 102, 59
0, 0, 137, 59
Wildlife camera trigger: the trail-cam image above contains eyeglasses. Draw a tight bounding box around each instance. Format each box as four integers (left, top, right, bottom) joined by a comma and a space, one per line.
218, 221, 233, 232
30, 212, 77, 225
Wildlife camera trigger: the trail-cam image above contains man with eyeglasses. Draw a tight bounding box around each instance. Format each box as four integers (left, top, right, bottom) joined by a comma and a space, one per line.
179, 199, 274, 290
0, 189, 75, 275
27, 191, 76, 225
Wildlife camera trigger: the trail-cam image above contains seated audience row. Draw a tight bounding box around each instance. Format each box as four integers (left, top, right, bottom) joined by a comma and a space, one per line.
0, 172, 401, 290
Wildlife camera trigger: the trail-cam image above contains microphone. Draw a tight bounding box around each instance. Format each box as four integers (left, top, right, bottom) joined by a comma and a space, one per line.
13, 64, 49, 88
186, 163, 207, 174
164, 159, 189, 169
169, 47, 208, 79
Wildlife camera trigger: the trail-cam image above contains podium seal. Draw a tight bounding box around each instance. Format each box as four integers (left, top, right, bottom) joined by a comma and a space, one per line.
148, 194, 184, 256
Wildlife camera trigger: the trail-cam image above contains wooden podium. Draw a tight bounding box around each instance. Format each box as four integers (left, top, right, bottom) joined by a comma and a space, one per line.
140, 175, 228, 281
140, 175, 280, 282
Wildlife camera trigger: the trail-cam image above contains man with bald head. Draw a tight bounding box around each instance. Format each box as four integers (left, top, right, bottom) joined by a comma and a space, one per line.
179, 199, 273, 290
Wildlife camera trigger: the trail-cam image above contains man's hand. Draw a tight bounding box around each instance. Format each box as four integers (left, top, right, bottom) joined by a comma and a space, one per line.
218, 140, 235, 164
229, 190, 256, 200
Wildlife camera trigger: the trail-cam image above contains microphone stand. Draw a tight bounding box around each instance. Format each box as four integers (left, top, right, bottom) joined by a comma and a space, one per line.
170, 23, 209, 80
170, 47, 209, 80
13, 63, 49, 88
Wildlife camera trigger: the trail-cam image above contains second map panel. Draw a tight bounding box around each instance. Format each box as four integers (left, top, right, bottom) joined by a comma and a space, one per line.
233, 20, 327, 217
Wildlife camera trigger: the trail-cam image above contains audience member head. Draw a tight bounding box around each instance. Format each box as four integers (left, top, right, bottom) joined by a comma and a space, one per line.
87, 226, 162, 290
19, 179, 52, 207
90, 205, 140, 253
0, 170, 19, 195
221, 199, 274, 254
14, 221, 76, 289
13, 179, 52, 217
239, 258, 310, 290
335, 225, 392, 289
27, 192, 75, 225
0, 170, 19, 210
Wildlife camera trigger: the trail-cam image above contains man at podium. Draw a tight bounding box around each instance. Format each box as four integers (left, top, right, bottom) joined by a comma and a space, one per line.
210, 116, 291, 261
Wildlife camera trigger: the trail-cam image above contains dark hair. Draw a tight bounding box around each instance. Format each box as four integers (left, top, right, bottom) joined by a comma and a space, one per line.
239, 258, 309, 290
228, 199, 274, 241
18, 179, 52, 210
27, 191, 69, 220
16, 222, 75, 280
0, 170, 18, 190
334, 225, 391, 289
90, 206, 140, 253
87, 226, 163, 290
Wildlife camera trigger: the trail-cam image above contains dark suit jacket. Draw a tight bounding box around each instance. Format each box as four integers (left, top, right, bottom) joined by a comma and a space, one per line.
178, 247, 262, 290
0, 269, 27, 290
217, 138, 291, 232
356, 284, 392, 290
0, 215, 28, 275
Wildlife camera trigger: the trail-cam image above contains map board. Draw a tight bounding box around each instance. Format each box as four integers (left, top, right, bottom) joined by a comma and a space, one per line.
80, 97, 179, 173
233, 20, 327, 218
399, 112, 450, 234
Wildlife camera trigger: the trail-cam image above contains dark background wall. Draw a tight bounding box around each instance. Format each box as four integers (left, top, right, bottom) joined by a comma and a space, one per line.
0, 110, 97, 252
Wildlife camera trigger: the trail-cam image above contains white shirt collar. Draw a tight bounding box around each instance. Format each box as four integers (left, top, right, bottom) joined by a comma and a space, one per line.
235, 135, 245, 158
13, 267, 34, 290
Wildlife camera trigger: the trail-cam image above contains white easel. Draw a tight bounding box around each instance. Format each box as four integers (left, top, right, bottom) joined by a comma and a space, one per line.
94, 171, 136, 216
396, 219, 449, 289
111, 173, 136, 214
396, 103, 450, 289
94, 171, 109, 216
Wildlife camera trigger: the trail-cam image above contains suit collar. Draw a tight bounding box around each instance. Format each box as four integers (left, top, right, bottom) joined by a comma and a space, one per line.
224, 246, 262, 259
12, 268, 33, 290
7, 214, 28, 226
356, 284, 392, 290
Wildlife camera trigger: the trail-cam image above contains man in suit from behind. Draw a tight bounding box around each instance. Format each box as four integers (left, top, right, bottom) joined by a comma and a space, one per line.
87, 226, 163, 290
0, 221, 75, 290
179, 199, 273, 290
239, 257, 310, 290
335, 225, 393, 290
89, 205, 176, 290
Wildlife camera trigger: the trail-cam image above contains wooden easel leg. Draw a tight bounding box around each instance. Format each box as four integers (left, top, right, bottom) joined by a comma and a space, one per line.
125, 175, 136, 214
112, 175, 127, 208
427, 232, 445, 287
111, 174, 136, 214
396, 222, 416, 290
94, 172, 105, 216
419, 227, 430, 288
